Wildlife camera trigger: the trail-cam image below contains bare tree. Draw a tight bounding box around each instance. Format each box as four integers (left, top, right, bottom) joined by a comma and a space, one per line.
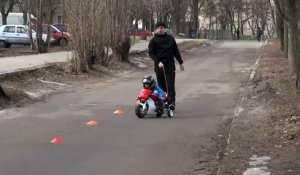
250, 0, 269, 37
143, 0, 175, 31
16, 0, 52, 52
65, 0, 132, 72
203, 0, 217, 38
283, 1, 300, 87
129, 0, 145, 29
28, 0, 48, 53
274, 0, 300, 88
190, 0, 205, 38
143, 0, 158, 31
65, 0, 97, 72
15, 0, 27, 24
274, 0, 288, 57
217, 0, 243, 37
0, 0, 15, 25
43, 0, 60, 46
16, 0, 35, 49
168, 0, 188, 35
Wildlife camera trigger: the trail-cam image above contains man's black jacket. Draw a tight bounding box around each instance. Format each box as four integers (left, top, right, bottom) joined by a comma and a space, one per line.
148, 33, 183, 71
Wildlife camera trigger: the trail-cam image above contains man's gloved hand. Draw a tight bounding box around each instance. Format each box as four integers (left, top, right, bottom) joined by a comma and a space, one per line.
180, 64, 185, 71
158, 62, 164, 68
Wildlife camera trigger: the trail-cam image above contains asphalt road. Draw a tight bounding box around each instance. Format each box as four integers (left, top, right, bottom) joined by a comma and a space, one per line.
0, 40, 262, 175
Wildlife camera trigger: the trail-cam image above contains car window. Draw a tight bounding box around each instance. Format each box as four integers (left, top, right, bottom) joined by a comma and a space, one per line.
42, 25, 58, 33
50, 26, 57, 32
53, 24, 67, 32
17, 27, 27, 33
60, 26, 67, 32
3, 26, 15, 33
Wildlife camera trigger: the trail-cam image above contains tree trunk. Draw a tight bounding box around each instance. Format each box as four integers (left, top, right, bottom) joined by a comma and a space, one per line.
163, 13, 168, 24
277, 14, 284, 50
135, 19, 139, 29
284, 21, 289, 58
23, 12, 27, 25
192, 0, 199, 38
230, 23, 234, 40
36, 0, 44, 53
288, 22, 300, 88
284, 0, 300, 87
172, 14, 180, 36
115, 37, 131, 62
172, 0, 183, 36
241, 24, 244, 36
149, 13, 153, 31
269, 0, 277, 30
79, 0, 87, 72
27, 1, 34, 51
1, 14, 7, 25
209, 16, 212, 39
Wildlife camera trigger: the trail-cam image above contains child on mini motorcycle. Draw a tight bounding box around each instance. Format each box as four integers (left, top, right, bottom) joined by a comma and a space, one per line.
142, 75, 164, 111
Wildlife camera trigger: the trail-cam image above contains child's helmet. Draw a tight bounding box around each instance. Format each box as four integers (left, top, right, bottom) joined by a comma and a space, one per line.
142, 75, 155, 89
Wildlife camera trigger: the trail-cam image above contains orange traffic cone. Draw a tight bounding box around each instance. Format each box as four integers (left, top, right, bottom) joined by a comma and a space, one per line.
114, 109, 124, 115
86, 120, 99, 126
50, 137, 64, 144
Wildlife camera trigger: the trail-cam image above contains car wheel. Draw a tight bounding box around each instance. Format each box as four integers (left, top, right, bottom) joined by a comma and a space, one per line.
59, 38, 67, 46
5, 43, 11, 48
0, 40, 7, 48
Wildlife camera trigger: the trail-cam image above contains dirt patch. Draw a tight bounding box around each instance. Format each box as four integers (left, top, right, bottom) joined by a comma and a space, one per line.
178, 40, 207, 52
218, 39, 300, 175
258, 41, 300, 144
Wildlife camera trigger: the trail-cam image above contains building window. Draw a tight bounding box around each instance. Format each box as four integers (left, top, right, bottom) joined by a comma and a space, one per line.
57, 16, 62, 24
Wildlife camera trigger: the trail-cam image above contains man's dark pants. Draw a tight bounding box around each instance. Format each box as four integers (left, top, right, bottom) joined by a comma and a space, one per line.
155, 68, 176, 105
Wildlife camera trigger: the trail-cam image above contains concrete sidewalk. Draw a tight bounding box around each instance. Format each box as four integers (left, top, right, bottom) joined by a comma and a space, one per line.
0, 39, 198, 76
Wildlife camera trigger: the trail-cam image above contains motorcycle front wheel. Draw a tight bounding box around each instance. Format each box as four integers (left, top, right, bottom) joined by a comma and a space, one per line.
135, 104, 147, 118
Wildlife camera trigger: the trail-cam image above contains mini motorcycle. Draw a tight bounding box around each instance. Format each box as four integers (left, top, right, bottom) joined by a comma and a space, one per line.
135, 88, 174, 118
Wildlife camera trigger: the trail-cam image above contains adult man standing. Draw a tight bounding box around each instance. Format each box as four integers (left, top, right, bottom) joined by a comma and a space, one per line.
257, 27, 263, 42
236, 28, 240, 40
148, 22, 184, 110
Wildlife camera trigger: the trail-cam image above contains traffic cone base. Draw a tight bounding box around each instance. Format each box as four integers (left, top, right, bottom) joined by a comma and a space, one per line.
51, 137, 64, 144
86, 120, 99, 126
114, 109, 124, 115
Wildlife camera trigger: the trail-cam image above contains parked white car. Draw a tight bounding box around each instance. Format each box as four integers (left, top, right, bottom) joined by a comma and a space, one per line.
0, 25, 54, 48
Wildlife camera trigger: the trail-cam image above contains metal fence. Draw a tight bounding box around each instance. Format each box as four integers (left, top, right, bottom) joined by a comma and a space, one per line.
198, 30, 232, 40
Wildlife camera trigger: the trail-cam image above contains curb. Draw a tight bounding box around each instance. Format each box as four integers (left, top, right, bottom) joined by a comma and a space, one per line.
249, 40, 268, 81
0, 64, 56, 80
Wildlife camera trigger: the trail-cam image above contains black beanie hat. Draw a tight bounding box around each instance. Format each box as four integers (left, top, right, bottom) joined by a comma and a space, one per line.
156, 22, 166, 28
